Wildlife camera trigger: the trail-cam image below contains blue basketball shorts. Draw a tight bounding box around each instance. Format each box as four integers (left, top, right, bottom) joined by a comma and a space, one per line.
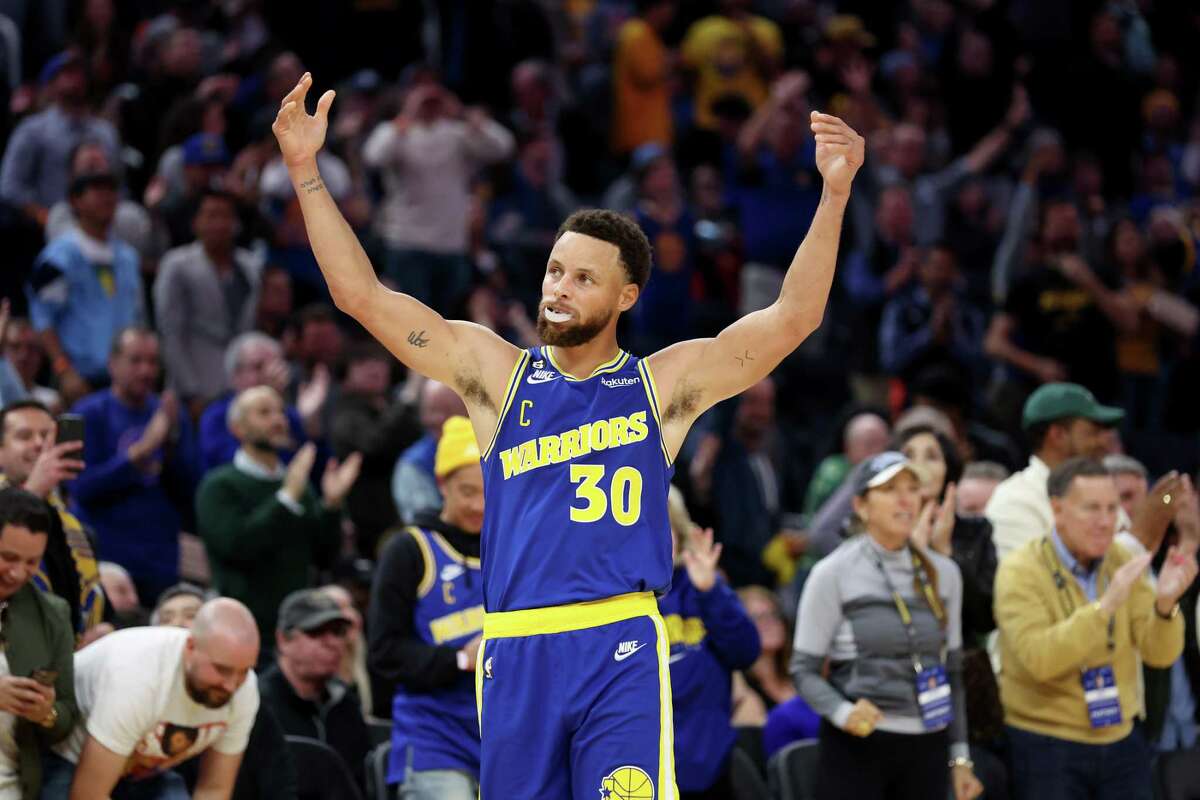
475, 592, 677, 799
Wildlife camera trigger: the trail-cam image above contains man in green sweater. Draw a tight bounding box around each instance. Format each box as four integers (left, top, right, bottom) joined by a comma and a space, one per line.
197, 386, 361, 661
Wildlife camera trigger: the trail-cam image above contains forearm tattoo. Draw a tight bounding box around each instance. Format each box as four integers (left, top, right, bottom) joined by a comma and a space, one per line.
407, 330, 430, 348
299, 177, 325, 194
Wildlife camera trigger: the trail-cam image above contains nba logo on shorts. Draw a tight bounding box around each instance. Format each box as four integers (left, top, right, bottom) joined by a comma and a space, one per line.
600, 765, 653, 799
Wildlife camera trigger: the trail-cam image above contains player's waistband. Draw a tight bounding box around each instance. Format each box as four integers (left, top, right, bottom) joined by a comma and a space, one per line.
482, 592, 658, 639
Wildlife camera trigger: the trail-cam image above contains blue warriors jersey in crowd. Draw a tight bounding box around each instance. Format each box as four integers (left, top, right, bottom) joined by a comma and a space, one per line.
657, 567, 760, 792
480, 346, 674, 612
389, 527, 484, 780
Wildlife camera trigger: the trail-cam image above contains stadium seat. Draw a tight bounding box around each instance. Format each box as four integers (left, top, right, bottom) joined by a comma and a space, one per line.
364, 741, 393, 800
1157, 748, 1200, 800
767, 739, 818, 800
729, 745, 770, 800
285, 735, 364, 800
368, 719, 392, 747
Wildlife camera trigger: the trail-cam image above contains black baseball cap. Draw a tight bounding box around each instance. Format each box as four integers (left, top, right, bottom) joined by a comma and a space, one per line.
276, 589, 350, 633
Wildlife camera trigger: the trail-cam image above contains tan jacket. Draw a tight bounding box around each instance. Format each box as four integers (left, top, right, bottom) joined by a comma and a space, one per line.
995, 537, 1183, 744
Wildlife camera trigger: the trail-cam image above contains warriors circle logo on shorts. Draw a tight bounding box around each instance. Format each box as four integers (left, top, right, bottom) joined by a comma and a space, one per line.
599, 765, 653, 799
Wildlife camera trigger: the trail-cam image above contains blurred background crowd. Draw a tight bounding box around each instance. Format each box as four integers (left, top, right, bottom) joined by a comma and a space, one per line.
2, 0, 1200, 798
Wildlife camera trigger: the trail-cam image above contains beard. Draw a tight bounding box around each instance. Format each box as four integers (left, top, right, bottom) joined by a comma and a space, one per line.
184, 675, 232, 709
536, 305, 613, 347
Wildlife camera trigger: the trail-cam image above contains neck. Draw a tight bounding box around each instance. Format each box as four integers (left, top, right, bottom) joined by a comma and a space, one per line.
868, 527, 908, 552
1036, 447, 1068, 470
78, 219, 109, 240
278, 657, 324, 701
1055, 529, 1097, 570
203, 242, 233, 268
112, 387, 147, 409
547, 335, 621, 379
242, 444, 280, 471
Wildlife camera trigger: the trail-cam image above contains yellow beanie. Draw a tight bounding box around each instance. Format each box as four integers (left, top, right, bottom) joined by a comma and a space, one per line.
435, 416, 481, 478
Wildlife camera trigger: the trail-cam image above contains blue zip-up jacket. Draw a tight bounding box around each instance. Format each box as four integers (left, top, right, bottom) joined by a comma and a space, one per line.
658, 566, 761, 791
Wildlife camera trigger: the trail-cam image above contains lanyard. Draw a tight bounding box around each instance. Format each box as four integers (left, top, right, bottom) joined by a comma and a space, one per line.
1040, 538, 1115, 652
868, 542, 946, 673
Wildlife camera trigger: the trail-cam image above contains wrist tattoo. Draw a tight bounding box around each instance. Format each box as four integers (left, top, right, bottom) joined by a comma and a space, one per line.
407, 330, 430, 348
299, 177, 325, 195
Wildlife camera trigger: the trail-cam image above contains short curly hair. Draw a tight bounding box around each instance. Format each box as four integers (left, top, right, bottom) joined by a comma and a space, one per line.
555, 209, 652, 290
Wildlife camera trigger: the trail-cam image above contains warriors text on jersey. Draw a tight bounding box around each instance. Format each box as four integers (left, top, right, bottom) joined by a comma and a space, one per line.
480, 346, 674, 612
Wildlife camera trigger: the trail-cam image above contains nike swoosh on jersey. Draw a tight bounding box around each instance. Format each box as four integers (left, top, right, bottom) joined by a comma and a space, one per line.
526, 373, 559, 384
613, 642, 649, 662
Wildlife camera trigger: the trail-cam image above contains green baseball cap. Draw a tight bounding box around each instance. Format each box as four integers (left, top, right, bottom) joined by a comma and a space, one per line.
1021, 383, 1125, 429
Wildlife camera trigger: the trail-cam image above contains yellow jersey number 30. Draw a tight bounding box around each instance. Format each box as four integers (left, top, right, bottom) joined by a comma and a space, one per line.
569, 464, 643, 527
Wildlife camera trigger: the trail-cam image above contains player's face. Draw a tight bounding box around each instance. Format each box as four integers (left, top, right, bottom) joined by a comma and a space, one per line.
440, 462, 485, 534
538, 233, 634, 347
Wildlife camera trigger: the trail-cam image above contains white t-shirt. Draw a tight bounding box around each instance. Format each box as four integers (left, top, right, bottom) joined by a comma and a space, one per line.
54, 627, 258, 781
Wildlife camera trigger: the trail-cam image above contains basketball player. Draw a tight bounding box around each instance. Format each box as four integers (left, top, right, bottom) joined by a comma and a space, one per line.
273, 72, 864, 799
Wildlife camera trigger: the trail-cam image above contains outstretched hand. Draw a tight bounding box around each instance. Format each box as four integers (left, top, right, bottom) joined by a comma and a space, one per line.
272, 72, 336, 168
810, 111, 865, 196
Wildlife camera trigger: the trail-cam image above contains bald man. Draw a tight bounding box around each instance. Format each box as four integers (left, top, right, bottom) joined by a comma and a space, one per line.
197, 387, 360, 659
42, 599, 261, 800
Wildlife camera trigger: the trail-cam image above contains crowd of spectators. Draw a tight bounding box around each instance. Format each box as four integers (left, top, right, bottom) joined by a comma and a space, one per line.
2, 0, 1200, 798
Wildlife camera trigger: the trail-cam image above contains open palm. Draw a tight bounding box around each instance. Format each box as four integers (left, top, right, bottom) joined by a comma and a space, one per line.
272, 72, 336, 167
811, 112, 865, 196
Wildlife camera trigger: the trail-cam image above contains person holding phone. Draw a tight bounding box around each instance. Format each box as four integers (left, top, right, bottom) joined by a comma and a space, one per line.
0, 486, 79, 799
0, 400, 111, 646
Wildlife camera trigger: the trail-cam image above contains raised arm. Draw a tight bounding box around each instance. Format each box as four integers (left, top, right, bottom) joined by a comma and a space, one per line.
648, 112, 863, 455
272, 74, 518, 421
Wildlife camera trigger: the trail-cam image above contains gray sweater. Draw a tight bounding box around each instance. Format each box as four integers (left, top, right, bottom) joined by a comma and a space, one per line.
792, 533, 970, 759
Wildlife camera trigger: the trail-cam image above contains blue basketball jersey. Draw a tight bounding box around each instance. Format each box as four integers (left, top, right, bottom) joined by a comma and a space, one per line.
480, 346, 674, 612
389, 527, 483, 778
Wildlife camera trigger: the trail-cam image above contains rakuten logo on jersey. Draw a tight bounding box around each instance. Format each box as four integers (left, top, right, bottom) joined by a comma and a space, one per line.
601, 376, 640, 388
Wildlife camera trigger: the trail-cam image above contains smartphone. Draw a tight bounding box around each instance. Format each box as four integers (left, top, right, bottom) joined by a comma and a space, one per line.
56, 414, 84, 447
31, 668, 57, 687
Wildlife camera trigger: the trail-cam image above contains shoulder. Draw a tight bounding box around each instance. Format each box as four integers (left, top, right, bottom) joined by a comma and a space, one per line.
995, 538, 1043, 578
926, 550, 962, 588
38, 236, 83, 265
112, 239, 139, 266
198, 464, 243, 492
235, 248, 264, 278
17, 583, 70, 627
157, 243, 199, 275
232, 670, 260, 711
72, 391, 109, 417
808, 537, 863, 581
